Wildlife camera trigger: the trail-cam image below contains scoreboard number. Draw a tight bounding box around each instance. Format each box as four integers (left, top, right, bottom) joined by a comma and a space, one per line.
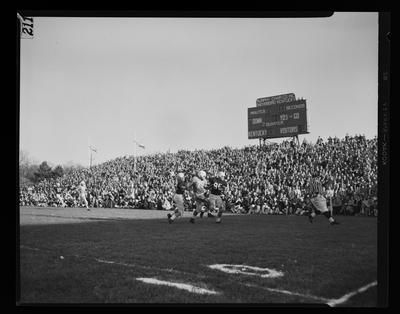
248, 98, 308, 139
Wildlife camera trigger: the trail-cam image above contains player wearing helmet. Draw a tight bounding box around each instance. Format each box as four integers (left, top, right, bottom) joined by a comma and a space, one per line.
307, 170, 339, 225
54, 182, 66, 207
189, 170, 209, 224
78, 180, 89, 210
207, 171, 228, 223
167, 172, 186, 223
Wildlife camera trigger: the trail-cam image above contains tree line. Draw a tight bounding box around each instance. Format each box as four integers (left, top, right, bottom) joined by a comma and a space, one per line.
19, 150, 83, 186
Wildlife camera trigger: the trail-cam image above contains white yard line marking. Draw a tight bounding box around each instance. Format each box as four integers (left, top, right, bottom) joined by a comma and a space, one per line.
20, 245, 206, 279
20, 245, 43, 252
209, 263, 376, 305
20, 245, 376, 305
93, 257, 196, 276
245, 281, 378, 306
208, 264, 284, 278
136, 277, 220, 295
326, 281, 378, 307
244, 283, 330, 303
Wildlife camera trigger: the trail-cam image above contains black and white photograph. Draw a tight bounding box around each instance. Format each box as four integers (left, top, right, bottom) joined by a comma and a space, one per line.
17, 11, 389, 306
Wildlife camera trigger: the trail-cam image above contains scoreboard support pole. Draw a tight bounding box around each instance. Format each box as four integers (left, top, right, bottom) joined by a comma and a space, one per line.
293, 135, 300, 146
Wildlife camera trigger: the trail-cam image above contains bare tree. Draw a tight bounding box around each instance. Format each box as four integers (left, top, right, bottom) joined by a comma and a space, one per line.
19, 149, 31, 167
19, 150, 36, 186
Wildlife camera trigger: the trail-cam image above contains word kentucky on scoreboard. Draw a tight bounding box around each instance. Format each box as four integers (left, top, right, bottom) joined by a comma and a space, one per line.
248, 93, 308, 140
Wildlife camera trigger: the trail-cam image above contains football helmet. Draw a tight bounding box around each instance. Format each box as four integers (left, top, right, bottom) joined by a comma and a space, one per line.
198, 170, 206, 179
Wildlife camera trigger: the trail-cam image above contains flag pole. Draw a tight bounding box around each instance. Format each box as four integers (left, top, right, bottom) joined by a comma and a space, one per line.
88, 137, 90, 168
134, 131, 137, 173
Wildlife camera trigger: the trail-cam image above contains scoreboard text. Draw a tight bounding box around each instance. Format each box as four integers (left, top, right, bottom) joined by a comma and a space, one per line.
248, 99, 308, 139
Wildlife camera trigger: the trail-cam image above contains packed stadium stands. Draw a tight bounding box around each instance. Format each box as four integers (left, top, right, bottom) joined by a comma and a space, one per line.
19, 135, 378, 216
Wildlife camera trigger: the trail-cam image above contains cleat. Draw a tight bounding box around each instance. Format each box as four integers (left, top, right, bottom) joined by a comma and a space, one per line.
308, 213, 313, 223
216, 218, 222, 223
207, 213, 215, 218
330, 221, 340, 226
200, 212, 204, 218
167, 213, 173, 224
189, 218, 195, 224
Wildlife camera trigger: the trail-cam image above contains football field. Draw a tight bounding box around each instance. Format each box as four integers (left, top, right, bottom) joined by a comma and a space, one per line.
18, 207, 377, 306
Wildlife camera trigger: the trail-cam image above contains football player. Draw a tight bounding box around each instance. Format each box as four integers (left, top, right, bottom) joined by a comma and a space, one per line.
189, 170, 209, 224
54, 182, 66, 207
307, 172, 339, 225
167, 172, 186, 223
208, 171, 228, 223
78, 180, 90, 210
325, 181, 335, 216
127, 180, 135, 203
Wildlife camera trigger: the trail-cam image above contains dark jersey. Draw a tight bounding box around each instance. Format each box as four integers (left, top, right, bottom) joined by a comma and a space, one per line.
176, 179, 186, 195
208, 177, 227, 196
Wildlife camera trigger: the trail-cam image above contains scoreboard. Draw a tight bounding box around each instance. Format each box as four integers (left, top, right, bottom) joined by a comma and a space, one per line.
256, 93, 296, 107
248, 99, 308, 139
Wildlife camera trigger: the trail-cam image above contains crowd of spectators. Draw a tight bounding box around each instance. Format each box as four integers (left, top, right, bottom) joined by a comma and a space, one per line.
19, 135, 378, 216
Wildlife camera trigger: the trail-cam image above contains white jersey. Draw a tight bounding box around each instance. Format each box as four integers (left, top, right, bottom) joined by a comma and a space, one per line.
311, 194, 329, 213
78, 185, 86, 196
326, 188, 334, 198
129, 183, 135, 198
191, 176, 207, 195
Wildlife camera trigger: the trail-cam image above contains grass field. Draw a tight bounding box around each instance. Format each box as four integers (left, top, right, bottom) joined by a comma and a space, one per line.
18, 207, 377, 306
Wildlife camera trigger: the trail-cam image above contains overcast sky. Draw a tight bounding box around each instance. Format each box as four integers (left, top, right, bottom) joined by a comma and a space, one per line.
19, 12, 378, 167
